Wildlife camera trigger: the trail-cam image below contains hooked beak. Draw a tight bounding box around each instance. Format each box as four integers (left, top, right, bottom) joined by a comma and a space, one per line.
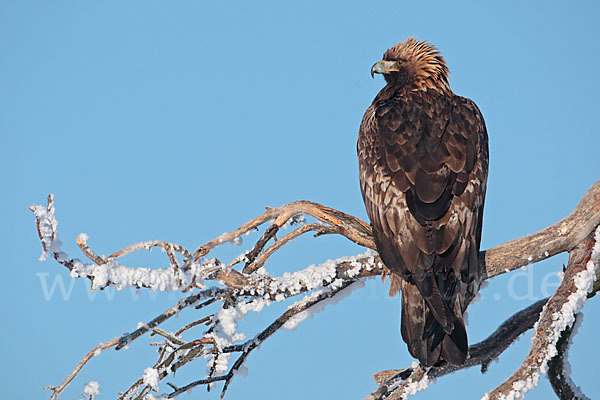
370, 60, 400, 78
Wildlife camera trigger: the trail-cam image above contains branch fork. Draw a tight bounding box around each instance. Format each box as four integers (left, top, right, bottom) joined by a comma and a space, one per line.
31, 180, 600, 399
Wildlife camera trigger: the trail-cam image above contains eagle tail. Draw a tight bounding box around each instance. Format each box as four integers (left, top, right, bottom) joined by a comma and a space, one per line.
400, 279, 467, 367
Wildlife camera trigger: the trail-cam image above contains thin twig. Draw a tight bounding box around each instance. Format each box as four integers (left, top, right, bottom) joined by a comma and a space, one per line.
116, 288, 223, 350
76, 235, 107, 265
242, 224, 281, 272
194, 200, 375, 261
175, 316, 213, 336
43, 338, 119, 400
165, 280, 360, 399
151, 328, 187, 346
107, 240, 192, 265
166, 376, 229, 398
245, 222, 338, 272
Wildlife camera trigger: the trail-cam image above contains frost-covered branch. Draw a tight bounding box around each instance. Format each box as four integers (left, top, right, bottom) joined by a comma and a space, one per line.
485, 228, 599, 400
30, 196, 377, 293
116, 287, 224, 351
30, 179, 600, 399
367, 364, 429, 400
547, 313, 590, 400
367, 250, 598, 400
31, 195, 380, 399
167, 279, 363, 399
31, 181, 600, 295
366, 298, 548, 400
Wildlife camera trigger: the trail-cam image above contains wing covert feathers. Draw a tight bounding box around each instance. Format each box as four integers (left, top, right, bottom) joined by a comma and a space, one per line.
358, 85, 488, 367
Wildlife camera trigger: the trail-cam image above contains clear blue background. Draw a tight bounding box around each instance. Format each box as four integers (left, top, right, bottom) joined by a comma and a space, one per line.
2, 1, 599, 399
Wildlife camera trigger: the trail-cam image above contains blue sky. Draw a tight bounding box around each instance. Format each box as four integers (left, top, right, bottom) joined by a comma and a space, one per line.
2, 1, 599, 399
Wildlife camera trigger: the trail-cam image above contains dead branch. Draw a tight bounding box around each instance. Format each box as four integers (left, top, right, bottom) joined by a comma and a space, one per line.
166, 279, 360, 399
108, 240, 192, 266
43, 338, 120, 400
483, 179, 600, 279
547, 313, 590, 400
193, 200, 375, 262
30, 179, 600, 399
31, 181, 600, 295
486, 232, 598, 399
116, 287, 224, 350
244, 222, 345, 272
370, 227, 599, 400
365, 298, 548, 399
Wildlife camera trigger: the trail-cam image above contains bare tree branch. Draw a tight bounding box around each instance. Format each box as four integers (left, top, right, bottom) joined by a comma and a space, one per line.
31, 181, 600, 294
193, 200, 375, 263
486, 231, 598, 399
116, 287, 224, 350
547, 313, 590, 400
366, 298, 548, 399
370, 225, 599, 400
30, 179, 600, 399
43, 338, 120, 400
166, 279, 360, 399
483, 179, 600, 279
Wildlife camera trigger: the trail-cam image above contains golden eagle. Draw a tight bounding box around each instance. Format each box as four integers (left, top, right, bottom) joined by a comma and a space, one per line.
358, 38, 488, 367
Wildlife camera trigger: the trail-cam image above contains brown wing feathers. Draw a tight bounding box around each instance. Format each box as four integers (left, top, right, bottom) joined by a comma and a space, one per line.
358, 39, 488, 367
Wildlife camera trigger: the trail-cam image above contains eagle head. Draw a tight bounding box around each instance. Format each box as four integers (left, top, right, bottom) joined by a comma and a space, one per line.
371, 37, 450, 91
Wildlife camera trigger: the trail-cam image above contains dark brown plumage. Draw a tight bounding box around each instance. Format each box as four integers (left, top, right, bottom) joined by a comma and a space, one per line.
358, 38, 488, 367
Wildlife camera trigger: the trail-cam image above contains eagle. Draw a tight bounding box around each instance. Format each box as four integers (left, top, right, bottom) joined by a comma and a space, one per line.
358, 38, 488, 367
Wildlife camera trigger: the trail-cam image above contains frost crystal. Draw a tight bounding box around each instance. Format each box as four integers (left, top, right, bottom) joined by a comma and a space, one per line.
283, 280, 365, 330
143, 367, 160, 390
402, 373, 432, 398
538, 227, 599, 375
30, 197, 66, 262
203, 252, 374, 375
502, 372, 540, 400
31, 198, 223, 292
144, 393, 168, 400
267, 250, 374, 297
275, 293, 285, 302
206, 298, 268, 374
560, 313, 591, 400
83, 381, 100, 396
68, 257, 220, 292
388, 362, 433, 399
